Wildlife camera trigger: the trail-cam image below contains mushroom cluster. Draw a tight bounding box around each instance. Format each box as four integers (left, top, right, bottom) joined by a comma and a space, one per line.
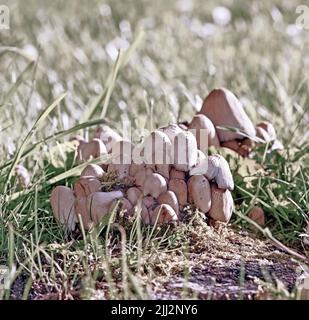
50, 87, 282, 231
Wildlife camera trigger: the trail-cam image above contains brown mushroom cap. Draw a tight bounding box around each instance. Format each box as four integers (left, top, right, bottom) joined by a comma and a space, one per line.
208, 184, 234, 223
168, 178, 188, 206
150, 204, 178, 225
81, 164, 105, 179
77, 138, 107, 164
187, 175, 211, 213
87, 191, 124, 225
248, 206, 265, 226
143, 173, 167, 198
75, 196, 92, 230
170, 168, 186, 180
199, 88, 256, 142
188, 114, 220, 148
158, 190, 179, 215
74, 176, 102, 197
95, 125, 122, 153
50, 186, 77, 231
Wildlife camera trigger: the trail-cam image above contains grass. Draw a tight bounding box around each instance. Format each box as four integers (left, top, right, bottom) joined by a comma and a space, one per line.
0, 0, 308, 299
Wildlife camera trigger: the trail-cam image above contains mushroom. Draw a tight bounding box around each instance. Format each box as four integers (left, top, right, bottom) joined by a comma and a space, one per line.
95, 125, 122, 153
155, 164, 170, 179
133, 165, 153, 187
256, 121, 276, 142
170, 168, 186, 180
142, 196, 156, 208
15, 164, 31, 187
150, 204, 178, 225
50, 186, 77, 231
205, 154, 234, 190
127, 187, 142, 206
248, 206, 265, 226
77, 138, 107, 164
158, 123, 183, 142
143, 173, 167, 198
187, 175, 211, 213
168, 178, 188, 206
87, 191, 123, 225
158, 190, 179, 215
189, 150, 208, 176
188, 114, 220, 149
199, 88, 256, 142
74, 176, 102, 197
208, 183, 234, 223
75, 196, 92, 230
173, 130, 198, 171
81, 164, 105, 179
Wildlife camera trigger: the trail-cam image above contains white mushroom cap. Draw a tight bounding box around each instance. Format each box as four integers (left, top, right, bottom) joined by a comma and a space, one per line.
205, 154, 234, 190
74, 176, 102, 198
87, 191, 123, 225
158, 124, 183, 142
81, 164, 105, 179
188, 114, 220, 148
50, 186, 77, 231
77, 138, 107, 164
143, 173, 167, 198
189, 150, 208, 176
200, 88, 256, 142
208, 184, 234, 223
187, 175, 211, 213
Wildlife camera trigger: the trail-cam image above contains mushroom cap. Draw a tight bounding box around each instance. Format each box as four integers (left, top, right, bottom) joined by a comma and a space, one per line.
248, 206, 265, 226
50, 186, 77, 231
205, 154, 234, 190
199, 88, 256, 142
155, 164, 170, 179
188, 114, 220, 148
133, 165, 153, 187
150, 204, 178, 225
158, 124, 183, 142
189, 150, 208, 176
142, 196, 156, 208
208, 184, 234, 223
127, 187, 142, 206
256, 121, 276, 141
95, 125, 122, 153
187, 175, 211, 213
168, 178, 188, 206
76, 138, 108, 164
81, 164, 105, 179
173, 130, 198, 171
74, 176, 102, 198
158, 190, 179, 215
87, 191, 123, 225
143, 173, 167, 198
75, 196, 92, 230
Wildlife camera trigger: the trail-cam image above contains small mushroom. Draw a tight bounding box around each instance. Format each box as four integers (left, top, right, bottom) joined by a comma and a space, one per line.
95, 125, 122, 152
143, 173, 167, 198
205, 154, 234, 190
74, 176, 102, 197
15, 165, 31, 187
170, 168, 186, 180
81, 164, 105, 179
173, 130, 198, 171
168, 178, 188, 206
199, 88, 256, 142
208, 183, 234, 223
189, 150, 208, 176
187, 175, 211, 213
248, 206, 265, 226
127, 187, 142, 206
77, 138, 107, 164
188, 114, 220, 149
50, 186, 77, 231
158, 190, 179, 215
158, 124, 183, 142
150, 204, 178, 225
87, 191, 123, 225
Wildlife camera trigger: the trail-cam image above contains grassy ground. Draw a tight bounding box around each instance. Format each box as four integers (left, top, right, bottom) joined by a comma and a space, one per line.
0, 0, 308, 299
